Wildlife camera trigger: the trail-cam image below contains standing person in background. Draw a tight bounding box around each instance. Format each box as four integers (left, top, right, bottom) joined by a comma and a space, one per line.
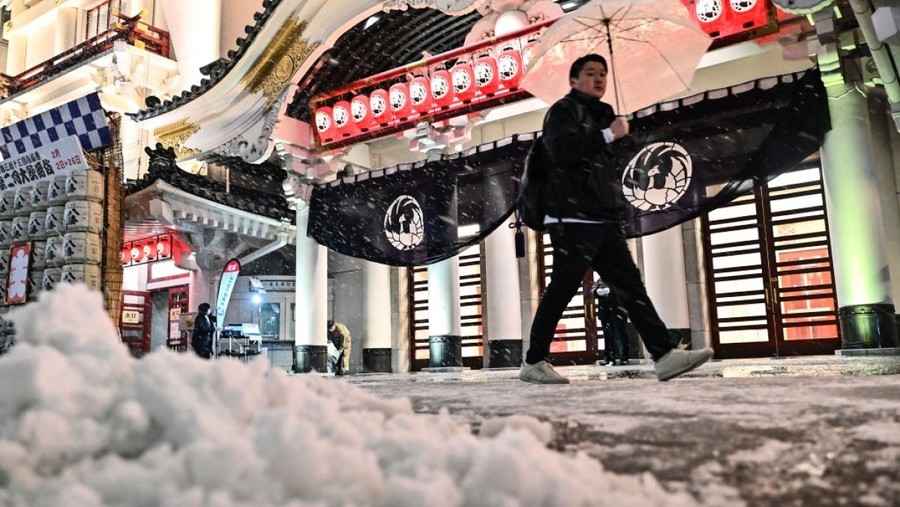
595, 282, 630, 366
191, 303, 215, 359
327, 320, 352, 376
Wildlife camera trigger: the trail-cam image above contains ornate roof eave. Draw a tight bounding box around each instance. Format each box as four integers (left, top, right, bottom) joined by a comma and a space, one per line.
129, 0, 397, 163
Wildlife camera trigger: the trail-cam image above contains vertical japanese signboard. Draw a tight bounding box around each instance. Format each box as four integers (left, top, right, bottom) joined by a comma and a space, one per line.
215, 258, 241, 330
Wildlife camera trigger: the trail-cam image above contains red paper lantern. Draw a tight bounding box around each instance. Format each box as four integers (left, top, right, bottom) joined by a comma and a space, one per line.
451, 62, 477, 103
332, 100, 358, 137
474, 55, 500, 95
430, 70, 454, 109
156, 235, 171, 259
497, 49, 524, 91
727, 0, 769, 34
370, 89, 394, 125
389, 82, 414, 120
142, 237, 158, 263
314, 107, 337, 143
351, 95, 376, 131
121, 243, 132, 266
409, 75, 433, 114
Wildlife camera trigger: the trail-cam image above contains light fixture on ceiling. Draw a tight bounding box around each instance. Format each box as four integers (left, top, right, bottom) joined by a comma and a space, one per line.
560, 1, 579, 12
364, 15, 380, 30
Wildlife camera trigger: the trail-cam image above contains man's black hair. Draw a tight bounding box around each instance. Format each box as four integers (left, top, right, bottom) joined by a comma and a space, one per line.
198, 303, 210, 313
569, 54, 608, 81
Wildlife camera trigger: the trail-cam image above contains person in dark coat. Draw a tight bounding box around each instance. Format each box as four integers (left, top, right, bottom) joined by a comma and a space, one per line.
594, 282, 630, 366
519, 53, 713, 384
191, 303, 215, 359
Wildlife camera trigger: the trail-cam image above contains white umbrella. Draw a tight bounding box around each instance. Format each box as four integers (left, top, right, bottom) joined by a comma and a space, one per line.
522, 0, 712, 113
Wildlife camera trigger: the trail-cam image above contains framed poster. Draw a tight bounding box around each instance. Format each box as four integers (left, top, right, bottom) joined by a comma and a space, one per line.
6, 242, 31, 305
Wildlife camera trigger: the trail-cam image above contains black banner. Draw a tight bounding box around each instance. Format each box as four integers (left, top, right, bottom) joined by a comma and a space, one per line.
309, 69, 829, 266
308, 138, 526, 266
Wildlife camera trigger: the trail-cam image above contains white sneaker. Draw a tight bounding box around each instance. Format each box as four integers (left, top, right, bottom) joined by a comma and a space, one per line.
519, 361, 570, 384
654, 347, 713, 381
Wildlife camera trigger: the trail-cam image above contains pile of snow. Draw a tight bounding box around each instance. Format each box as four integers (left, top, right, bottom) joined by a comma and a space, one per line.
0, 285, 697, 507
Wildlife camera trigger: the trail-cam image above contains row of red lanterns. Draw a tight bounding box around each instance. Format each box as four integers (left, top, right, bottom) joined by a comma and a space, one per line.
315, 48, 526, 144
682, 0, 772, 39
122, 233, 173, 267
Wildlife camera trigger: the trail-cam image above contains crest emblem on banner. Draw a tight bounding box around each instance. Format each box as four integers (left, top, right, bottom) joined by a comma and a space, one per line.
622, 142, 693, 211
384, 195, 424, 251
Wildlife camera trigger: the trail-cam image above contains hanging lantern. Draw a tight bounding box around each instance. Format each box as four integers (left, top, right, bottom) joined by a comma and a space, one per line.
142, 237, 158, 262
332, 100, 358, 137
389, 82, 414, 120
474, 55, 500, 96
727, 0, 770, 35
452, 62, 477, 103
430, 70, 455, 109
130, 244, 142, 263
497, 49, 524, 91
409, 75, 433, 115
121, 243, 132, 266
314, 106, 337, 143
351, 94, 376, 131
370, 89, 394, 126
156, 235, 171, 259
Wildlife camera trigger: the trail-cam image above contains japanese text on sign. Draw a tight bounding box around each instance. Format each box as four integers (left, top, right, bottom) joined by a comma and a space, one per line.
0, 136, 89, 192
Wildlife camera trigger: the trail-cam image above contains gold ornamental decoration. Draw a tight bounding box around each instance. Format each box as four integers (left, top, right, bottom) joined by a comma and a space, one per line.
241, 18, 319, 105
154, 119, 201, 159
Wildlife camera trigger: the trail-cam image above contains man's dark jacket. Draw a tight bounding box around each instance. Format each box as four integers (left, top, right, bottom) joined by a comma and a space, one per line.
540, 89, 623, 221
192, 313, 214, 358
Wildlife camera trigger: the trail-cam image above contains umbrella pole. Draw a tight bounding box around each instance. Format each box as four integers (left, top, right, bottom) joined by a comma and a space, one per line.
603, 19, 622, 114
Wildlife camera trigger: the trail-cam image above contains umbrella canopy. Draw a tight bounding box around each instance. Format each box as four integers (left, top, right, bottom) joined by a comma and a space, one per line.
522, 0, 712, 113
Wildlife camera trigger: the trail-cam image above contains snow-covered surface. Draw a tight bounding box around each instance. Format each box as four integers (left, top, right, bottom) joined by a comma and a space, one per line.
0, 285, 700, 507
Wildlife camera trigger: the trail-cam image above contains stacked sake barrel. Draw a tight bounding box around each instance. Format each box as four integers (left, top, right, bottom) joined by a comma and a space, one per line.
59, 168, 104, 292
0, 190, 13, 305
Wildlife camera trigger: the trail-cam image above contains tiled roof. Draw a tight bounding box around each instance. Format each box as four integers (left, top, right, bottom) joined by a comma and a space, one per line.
128, 0, 284, 121
128, 144, 294, 223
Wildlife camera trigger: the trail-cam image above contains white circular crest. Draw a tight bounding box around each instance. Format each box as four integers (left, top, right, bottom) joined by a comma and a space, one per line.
431, 76, 449, 98
371, 95, 387, 116
621, 142, 693, 212
696, 0, 722, 22
333, 106, 350, 127
315, 111, 331, 132
475, 62, 494, 86
730, 0, 757, 12
384, 195, 425, 251
452, 69, 472, 92
390, 89, 407, 111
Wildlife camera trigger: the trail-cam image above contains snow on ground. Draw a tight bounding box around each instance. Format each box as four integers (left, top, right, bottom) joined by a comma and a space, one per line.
0, 285, 698, 507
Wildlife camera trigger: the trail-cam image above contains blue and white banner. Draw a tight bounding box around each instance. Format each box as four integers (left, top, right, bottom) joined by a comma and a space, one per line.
0, 92, 111, 159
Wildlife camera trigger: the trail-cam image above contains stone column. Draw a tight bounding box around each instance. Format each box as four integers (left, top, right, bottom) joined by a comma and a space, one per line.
642, 225, 691, 347
293, 203, 328, 372
362, 260, 393, 372
5, 32, 27, 76
484, 216, 523, 367
821, 81, 897, 349
53, 8, 78, 55
427, 257, 463, 368
868, 93, 900, 309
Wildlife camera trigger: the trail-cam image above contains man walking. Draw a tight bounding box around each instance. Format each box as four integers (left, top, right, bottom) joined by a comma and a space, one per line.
519, 54, 713, 384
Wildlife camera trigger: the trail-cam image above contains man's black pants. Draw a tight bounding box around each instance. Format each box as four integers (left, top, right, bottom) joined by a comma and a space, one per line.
526, 223, 674, 364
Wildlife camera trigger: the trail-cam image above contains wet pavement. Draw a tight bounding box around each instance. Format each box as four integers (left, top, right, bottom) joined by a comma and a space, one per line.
348, 356, 900, 506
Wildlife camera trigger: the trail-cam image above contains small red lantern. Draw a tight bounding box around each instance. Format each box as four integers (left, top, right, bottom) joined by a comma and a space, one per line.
156, 235, 171, 259
430, 70, 454, 109
452, 62, 477, 103
121, 243, 132, 266
409, 75, 433, 115
727, 0, 769, 34
370, 89, 394, 125
497, 49, 524, 91
142, 237, 158, 263
314, 107, 337, 143
332, 100, 358, 138
474, 55, 500, 96
131, 242, 143, 263
351, 95, 376, 131
389, 82, 414, 120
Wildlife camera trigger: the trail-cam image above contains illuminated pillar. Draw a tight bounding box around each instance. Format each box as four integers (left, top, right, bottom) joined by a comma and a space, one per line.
821, 82, 897, 349
642, 225, 691, 346
427, 257, 463, 367
484, 217, 524, 367
159, 0, 221, 87
362, 261, 393, 372
293, 203, 328, 372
